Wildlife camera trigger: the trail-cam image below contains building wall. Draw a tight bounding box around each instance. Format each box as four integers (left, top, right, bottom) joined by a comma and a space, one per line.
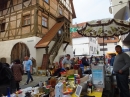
0, 37, 37, 64
0, 36, 73, 68
0, 0, 73, 40
89, 37, 98, 56
72, 37, 98, 56
98, 43, 117, 55
0, 0, 75, 67
0, 0, 37, 40
111, 0, 130, 53
53, 44, 74, 63
98, 37, 119, 43
111, 0, 128, 19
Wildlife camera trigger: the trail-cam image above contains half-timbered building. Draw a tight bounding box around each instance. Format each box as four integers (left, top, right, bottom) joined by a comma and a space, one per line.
0, 0, 76, 69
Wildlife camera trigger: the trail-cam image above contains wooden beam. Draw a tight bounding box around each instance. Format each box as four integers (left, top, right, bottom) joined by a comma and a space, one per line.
63, 42, 69, 51
34, 6, 38, 36
45, 47, 49, 54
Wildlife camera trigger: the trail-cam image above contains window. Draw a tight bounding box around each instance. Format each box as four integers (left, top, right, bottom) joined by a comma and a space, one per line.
90, 37, 92, 41
92, 47, 93, 51
111, 37, 115, 40
94, 47, 96, 52
23, 15, 30, 26
114, 42, 117, 45
59, 6, 63, 15
44, 0, 49, 3
0, 19, 5, 32
104, 37, 107, 40
42, 16, 48, 27
100, 48, 108, 51
100, 43, 107, 46
90, 46, 93, 51
23, 0, 29, 2
0, 1, 7, 10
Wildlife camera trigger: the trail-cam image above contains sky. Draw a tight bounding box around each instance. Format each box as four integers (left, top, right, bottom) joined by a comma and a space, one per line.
72, 0, 113, 24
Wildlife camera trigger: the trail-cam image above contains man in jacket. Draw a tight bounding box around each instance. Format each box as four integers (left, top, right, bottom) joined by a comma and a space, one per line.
113, 45, 130, 97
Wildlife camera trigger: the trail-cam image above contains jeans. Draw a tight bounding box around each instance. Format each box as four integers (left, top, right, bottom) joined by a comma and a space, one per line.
26, 71, 33, 84
116, 74, 129, 97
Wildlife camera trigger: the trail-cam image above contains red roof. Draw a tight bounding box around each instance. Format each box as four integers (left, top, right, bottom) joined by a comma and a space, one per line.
71, 32, 82, 38
71, 22, 86, 38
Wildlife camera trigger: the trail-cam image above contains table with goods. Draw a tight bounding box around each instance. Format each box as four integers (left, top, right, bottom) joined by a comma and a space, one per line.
2, 64, 116, 97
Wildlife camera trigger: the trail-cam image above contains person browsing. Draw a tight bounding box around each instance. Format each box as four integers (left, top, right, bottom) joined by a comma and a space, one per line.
24, 56, 33, 85
62, 54, 71, 69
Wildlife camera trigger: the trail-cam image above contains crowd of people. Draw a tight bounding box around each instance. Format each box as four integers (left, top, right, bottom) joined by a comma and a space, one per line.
0, 45, 130, 97
51, 45, 130, 97
0, 55, 33, 96
52, 53, 116, 75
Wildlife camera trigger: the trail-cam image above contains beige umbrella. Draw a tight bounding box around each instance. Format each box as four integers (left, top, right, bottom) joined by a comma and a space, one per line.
77, 18, 130, 63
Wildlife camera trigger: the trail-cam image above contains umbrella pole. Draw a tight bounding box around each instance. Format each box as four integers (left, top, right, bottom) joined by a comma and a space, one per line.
102, 26, 105, 64
103, 36, 105, 64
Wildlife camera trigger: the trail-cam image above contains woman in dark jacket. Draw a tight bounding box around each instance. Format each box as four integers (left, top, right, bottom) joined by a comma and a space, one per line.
82, 57, 89, 66
11, 59, 23, 90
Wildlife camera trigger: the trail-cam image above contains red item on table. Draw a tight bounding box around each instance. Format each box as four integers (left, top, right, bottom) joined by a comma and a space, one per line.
73, 64, 80, 70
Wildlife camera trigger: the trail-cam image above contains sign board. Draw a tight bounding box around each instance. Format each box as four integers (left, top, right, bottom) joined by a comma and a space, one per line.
92, 65, 105, 88
70, 27, 78, 33
71, 85, 82, 97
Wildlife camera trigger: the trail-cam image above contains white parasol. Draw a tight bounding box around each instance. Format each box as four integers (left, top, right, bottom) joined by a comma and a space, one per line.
77, 18, 130, 63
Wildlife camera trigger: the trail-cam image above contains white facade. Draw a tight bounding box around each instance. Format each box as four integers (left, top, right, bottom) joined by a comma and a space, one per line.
111, 0, 130, 40
111, 0, 130, 54
0, 36, 73, 67
72, 37, 98, 56
98, 43, 117, 56
110, 0, 129, 19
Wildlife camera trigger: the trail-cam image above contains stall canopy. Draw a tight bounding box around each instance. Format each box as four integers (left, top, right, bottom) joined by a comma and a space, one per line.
77, 18, 130, 37
77, 18, 130, 63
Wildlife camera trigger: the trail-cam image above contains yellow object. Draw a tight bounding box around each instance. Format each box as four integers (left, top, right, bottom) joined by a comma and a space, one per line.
87, 91, 102, 97
63, 81, 66, 92
71, 91, 102, 97
71, 93, 77, 97
107, 52, 117, 55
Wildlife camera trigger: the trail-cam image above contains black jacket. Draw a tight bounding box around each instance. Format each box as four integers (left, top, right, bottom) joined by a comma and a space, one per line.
82, 57, 89, 66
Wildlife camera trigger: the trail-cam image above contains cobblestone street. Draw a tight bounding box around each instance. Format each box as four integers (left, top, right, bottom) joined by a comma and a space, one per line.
20, 75, 48, 89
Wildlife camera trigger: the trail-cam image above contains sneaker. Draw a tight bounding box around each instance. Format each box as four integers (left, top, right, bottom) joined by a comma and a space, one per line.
24, 83, 28, 85
30, 80, 33, 83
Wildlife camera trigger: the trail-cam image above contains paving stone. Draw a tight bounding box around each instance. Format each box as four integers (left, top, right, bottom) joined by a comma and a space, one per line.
20, 75, 49, 89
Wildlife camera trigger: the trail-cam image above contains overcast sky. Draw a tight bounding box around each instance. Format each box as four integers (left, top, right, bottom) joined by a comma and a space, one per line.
72, 0, 113, 24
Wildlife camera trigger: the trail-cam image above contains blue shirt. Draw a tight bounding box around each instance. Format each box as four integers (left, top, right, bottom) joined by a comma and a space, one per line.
25, 60, 32, 71
110, 56, 115, 66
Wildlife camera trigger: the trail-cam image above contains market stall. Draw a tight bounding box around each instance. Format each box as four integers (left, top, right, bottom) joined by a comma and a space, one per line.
2, 64, 105, 97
